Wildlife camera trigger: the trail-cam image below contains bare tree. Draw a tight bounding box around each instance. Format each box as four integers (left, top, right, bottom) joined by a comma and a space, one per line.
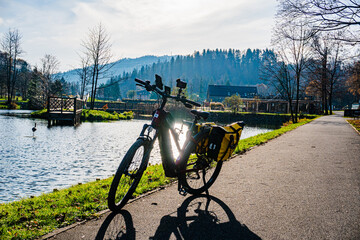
39, 54, 60, 101
278, 0, 360, 43
346, 61, 360, 102
272, 14, 313, 121
1, 28, 23, 104
306, 31, 345, 114
81, 23, 113, 109
261, 52, 297, 122
76, 53, 91, 99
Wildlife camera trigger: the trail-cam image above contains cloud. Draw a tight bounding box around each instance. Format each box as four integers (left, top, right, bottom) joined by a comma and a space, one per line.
0, 0, 276, 71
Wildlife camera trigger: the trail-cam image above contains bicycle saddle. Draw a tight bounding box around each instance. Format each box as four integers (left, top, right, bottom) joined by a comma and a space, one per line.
190, 110, 210, 120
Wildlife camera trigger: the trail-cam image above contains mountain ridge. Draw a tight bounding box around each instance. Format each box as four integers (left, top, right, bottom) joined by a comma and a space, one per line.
57, 55, 173, 84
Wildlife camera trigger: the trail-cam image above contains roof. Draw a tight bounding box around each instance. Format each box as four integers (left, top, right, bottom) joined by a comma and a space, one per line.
207, 85, 257, 98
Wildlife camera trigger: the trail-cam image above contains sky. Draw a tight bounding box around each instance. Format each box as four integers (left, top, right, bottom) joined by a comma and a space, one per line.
0, 0, 278, 72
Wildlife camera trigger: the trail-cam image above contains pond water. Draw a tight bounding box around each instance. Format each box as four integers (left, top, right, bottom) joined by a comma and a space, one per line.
0, 110, 274, 203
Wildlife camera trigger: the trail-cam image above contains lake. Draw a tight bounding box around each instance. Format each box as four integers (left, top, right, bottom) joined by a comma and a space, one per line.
0, 110, 273, 203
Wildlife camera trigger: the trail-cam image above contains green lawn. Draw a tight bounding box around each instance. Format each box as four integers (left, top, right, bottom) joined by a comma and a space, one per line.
347, 119, 360, 132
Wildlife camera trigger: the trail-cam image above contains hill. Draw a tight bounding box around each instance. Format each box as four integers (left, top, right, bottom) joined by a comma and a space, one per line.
57, 55, 172, 84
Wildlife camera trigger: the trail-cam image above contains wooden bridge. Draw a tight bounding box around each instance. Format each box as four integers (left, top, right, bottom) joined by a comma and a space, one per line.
47, 97, 85, 126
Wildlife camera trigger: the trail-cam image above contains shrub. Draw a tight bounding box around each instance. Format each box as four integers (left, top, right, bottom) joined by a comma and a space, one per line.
210, 102, 225, 110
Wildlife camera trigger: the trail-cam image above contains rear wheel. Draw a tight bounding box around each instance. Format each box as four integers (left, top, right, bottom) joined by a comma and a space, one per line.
178, 131, 223, 195
108, 139, 149, 212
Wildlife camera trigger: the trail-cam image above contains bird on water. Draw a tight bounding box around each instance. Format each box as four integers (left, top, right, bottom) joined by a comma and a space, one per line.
32, 123, 37, 137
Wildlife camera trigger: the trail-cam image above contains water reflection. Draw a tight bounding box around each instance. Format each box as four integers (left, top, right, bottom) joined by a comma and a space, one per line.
0, 110, 272, 203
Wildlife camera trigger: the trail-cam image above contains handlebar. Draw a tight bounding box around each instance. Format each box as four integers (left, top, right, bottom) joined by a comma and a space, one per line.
134, 78, 201, 108
135, 78, 145, 85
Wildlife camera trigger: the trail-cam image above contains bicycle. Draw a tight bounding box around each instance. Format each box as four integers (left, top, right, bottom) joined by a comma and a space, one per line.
108, 75, 242, 212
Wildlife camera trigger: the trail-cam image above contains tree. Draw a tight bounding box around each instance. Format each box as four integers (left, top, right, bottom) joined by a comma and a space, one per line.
305, 32, 345, 114
1, 28, 23, 104
223, 94, 243, 114
16, 60, 31, 100
77, 52, 91, 99
346, 61, 360, 102
39, 54, 60, 101
271, 11, 313, 121
127, 90, 136, 99
51, 79, 63, 97
81, 23, 113, 109
27, 68, 45, 109
261, 53, 297, 122
278, 0, 360, 43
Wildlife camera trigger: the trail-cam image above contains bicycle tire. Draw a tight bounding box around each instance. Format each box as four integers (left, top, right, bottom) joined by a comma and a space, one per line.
108, 138, 149, 212
178, 130, 223, 195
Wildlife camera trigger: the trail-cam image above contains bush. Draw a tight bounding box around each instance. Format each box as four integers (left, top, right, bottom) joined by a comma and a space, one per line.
8, 102, 19, 109
210, 102, 225, 110
81, 110, 134, 121
31, 109, 48, 119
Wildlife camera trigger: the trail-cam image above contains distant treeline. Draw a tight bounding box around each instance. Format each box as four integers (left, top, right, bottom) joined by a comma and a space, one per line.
105, 49, 273, 100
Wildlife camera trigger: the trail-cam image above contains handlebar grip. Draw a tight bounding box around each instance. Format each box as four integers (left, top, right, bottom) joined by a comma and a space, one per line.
186, 99, 201, 107
135, 78, 145, 85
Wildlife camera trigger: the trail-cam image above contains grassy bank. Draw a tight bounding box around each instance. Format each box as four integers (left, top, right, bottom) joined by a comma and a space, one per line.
0, 117, 317, 239
0, 102, 20, 109
234, 118, 314, 154
347, 119, 360, 132
81, 109, 133, 121
30, 109, 134, 121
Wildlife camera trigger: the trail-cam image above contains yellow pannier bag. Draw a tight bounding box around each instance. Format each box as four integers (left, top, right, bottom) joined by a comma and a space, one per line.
195, 121, 245, 161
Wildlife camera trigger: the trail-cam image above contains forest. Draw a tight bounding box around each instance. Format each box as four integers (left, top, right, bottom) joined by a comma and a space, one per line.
105, 48, 274, 100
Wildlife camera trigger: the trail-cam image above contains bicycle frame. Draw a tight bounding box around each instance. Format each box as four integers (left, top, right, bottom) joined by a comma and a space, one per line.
138, 106, 198, 177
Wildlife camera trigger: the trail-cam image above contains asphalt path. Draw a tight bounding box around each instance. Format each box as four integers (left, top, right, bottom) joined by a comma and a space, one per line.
42, 112, 360, 240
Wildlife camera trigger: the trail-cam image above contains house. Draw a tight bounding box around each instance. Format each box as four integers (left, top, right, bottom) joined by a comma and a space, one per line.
207, 85, 258, 102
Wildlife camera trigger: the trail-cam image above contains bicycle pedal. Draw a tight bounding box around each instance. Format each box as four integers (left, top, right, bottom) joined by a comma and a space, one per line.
178, 186, 187, 196
177, 180, 187, 196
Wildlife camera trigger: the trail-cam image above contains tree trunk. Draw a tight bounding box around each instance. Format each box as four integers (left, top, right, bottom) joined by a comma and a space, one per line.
289, 99, 295, 123
7, 58, 12, 104
90, 66, 96, 110
295, 75, 300, 123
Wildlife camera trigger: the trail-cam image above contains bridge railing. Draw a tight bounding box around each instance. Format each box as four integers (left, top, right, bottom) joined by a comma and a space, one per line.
47, 97, 85, 126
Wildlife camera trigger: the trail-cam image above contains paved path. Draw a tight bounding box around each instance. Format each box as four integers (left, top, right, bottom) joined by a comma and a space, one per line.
43, 113, 360, 240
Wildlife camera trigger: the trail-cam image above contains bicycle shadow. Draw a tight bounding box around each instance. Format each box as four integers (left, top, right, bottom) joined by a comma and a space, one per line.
95, 210, 136, 240
150, 194, 262, 240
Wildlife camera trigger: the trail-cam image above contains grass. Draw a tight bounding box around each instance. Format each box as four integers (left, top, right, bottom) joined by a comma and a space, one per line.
0, 117, 318, 239
0, 102, 20, 110
347, 119, 360, 132
210, 110, 319, 118
0, 164, 171, 240
30, 109, 47, 119
30, 109, 134, 121
234, 118, 315, 154
81, 110, 133, 121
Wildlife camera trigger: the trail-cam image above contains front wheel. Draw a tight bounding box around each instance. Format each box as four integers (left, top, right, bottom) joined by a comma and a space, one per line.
108, 139, 149, 212
178, 130, 223, 195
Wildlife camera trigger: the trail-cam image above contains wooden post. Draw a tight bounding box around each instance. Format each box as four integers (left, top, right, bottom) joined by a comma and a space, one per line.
47, 96, 51, 127
73, 98, 77, 125
61, 97, 63, 114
